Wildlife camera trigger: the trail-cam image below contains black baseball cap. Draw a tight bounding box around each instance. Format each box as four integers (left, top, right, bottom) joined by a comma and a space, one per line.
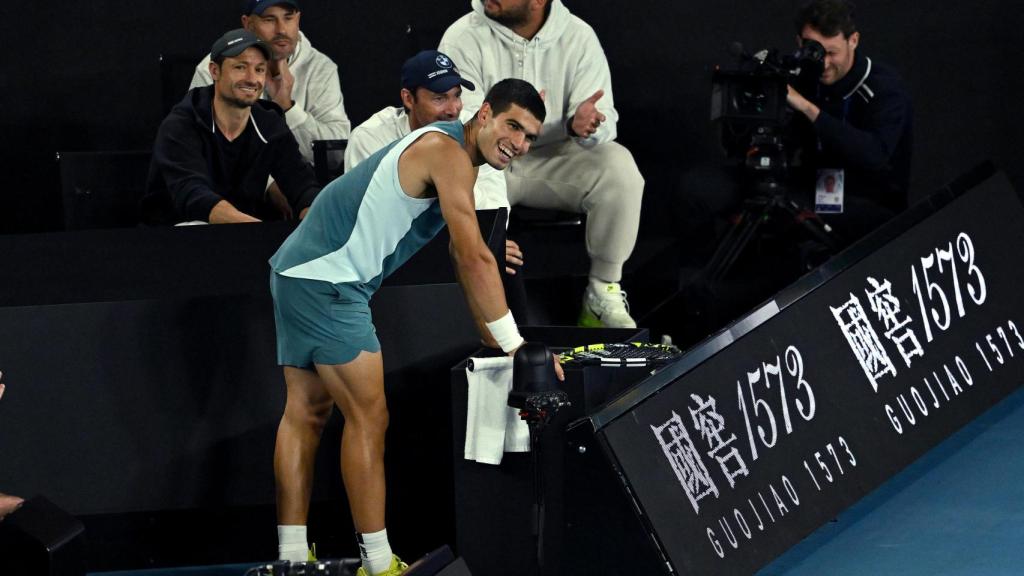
211, 29, 272, 61
244, 0, 299, 15
401, 50, 475, 94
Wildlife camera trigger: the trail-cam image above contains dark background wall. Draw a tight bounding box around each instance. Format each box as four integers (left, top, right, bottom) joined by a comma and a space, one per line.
0, 0, 1020, 234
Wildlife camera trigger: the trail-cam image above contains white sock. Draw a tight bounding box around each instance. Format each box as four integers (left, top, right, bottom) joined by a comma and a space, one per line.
357, 528, 393, 575
278, 525, 308, 562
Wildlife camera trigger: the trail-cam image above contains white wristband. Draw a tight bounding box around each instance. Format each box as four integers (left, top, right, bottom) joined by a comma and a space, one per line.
485, 310, 524, 353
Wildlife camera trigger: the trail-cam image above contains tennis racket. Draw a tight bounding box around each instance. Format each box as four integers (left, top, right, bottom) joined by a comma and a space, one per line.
558, 342, 682, 367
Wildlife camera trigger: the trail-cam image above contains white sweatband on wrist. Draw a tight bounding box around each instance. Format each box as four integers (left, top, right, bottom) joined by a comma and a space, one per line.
486, 310, 524, 353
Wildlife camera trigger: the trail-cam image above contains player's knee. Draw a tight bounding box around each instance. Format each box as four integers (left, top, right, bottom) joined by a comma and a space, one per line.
286, 398, 333, 433
348, 395, 389, 436
308, 401, 334, 434
369, 399, 389, 432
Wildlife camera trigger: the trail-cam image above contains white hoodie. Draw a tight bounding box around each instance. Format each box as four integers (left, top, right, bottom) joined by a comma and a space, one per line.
440, 0, 619, 149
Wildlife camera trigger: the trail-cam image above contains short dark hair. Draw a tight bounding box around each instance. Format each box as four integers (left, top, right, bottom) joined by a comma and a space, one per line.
400, 86, 423, 113
795, 0, 857, 38
483, 79, 546, 124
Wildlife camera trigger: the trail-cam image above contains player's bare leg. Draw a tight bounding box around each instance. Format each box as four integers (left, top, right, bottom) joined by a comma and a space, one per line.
315, 351, 388, 532
275, 366, 334, 525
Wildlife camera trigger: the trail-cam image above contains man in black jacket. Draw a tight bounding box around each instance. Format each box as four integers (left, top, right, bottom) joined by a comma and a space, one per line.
143, 29, 320, 224
786, 0, 913, 240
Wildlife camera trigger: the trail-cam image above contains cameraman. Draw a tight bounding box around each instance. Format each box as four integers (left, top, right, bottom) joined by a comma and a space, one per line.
676, 0, 912, 266
786, 0, 913, 240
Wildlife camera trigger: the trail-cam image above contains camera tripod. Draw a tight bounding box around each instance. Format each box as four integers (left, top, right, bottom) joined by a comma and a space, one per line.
703, 178, 842, 283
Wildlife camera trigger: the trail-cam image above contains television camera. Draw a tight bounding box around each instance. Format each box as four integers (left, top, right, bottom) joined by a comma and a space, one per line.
704, 40, 838, 282
711, 40, 825, 178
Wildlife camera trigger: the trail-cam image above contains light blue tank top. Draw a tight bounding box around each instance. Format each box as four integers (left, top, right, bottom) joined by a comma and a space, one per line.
270, 120, 465, 295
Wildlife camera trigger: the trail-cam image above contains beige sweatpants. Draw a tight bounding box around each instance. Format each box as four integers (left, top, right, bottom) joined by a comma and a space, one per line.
505, 139, 645, 282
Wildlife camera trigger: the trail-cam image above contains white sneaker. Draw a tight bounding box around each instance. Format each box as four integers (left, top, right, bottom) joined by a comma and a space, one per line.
579, 282, 637, 329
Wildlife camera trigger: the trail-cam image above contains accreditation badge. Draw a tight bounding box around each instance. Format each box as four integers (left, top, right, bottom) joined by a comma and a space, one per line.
815, 168, 845, 214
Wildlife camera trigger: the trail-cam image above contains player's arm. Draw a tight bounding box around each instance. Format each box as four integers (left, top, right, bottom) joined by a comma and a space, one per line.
403, 133, 514, 351
435, 139, 515, 343
0, 492, 23, 519
402, 133, 564, 379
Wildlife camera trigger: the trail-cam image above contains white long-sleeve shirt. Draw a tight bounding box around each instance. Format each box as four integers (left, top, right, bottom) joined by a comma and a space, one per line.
439, 0, 619, 150
345, 106, 510, 212
191, 31, 351, 164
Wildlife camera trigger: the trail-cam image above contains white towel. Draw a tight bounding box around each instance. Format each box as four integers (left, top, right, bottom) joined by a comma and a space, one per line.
464, 356, 531, 465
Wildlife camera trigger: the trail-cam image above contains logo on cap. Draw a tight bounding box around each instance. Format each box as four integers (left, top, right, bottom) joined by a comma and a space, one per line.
436, 54, 452, 69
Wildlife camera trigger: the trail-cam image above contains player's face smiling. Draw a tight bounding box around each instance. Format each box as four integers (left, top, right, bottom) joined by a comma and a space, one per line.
479, 103, 541, 169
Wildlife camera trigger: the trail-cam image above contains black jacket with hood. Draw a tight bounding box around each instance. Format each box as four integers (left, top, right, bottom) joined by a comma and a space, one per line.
142, 85, 320, 224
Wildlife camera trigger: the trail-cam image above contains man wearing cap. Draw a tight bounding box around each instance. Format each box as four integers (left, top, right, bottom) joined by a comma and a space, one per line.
269, 79, 559, 575
346, 51, 482, 181
345, 50, 523, 273
142, 29, 320, 224
440, 0, 645, 329
191, 0, 350, 166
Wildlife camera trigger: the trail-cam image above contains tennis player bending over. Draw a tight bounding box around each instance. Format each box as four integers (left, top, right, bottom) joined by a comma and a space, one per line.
268, 78, 562, 576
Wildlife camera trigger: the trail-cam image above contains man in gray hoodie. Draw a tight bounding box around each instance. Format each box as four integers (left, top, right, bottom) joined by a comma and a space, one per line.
441, 0, 645, 329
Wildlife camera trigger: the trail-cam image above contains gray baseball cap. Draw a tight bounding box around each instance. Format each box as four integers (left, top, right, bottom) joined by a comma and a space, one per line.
210, 28, 272, 61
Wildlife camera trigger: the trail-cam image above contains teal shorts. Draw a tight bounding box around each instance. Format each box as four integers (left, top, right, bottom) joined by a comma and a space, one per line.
270, 272, 379, 369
